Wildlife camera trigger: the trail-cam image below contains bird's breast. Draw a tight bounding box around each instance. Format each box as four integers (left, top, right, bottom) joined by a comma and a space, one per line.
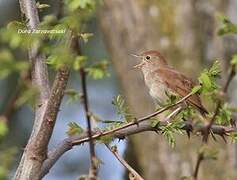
143, 72, 170, 106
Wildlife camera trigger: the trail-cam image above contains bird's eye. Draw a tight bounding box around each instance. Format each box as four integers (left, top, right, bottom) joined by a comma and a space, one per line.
146, 56, 151, 60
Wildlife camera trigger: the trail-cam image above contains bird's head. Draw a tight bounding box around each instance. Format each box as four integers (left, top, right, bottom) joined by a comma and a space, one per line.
131, 50, 168, 69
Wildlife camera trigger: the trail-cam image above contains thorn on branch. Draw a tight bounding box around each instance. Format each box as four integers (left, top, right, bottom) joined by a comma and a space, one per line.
133, 117, 139, 127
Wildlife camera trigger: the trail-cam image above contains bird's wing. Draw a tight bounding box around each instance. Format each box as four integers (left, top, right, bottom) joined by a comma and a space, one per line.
155, 67, 207, 114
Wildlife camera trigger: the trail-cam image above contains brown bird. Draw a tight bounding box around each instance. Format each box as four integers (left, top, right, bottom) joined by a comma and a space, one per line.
132, 50, 208, 116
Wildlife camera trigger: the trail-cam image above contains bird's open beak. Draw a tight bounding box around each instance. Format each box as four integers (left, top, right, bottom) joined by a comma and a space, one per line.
130, 53, 144, 69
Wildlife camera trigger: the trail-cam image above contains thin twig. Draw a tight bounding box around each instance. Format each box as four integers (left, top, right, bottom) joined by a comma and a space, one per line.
203, 66, 235, 142
193, 153, 204, 179
80, 68, 98, 179
193, 65, 236, 179
105, 144, 144, 180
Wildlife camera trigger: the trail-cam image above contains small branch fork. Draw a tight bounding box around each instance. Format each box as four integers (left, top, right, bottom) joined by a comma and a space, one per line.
193, 65, 236, 180
80, 68, 98, 179
105, 144, 144, 180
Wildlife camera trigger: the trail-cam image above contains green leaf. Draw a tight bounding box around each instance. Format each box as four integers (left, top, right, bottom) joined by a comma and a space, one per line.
209, 61, 221, 77
86, 60, 109, 79
112, 95, 134, 122
0, 49, 29, 79
98, 135, 114, 144
65, 89, 81, 104
65, 0, 96, 11
67, 122, 84, 136
46, 45, 74, 69
15, 83, 39, 108
192, 85, 202, 94
80, 33, 93, 43
199, 72, 212, 91
217, 14, 237, 35
216, 103, 232, 125
6, 21, 26, 30
198, 61, 221, 93
36, 2, 50, 9
73, 56, 87, 70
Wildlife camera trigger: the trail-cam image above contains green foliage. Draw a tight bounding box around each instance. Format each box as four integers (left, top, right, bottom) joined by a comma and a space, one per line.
86, 60, 110, 79
217, 14, 237, 35
230, 133, 237, 143
0, 49, 29, 79
216, 103, 232, 125
36, 2, 50, 9
98, 135, 114, 144
65, 89, 81, 104
149, 118, 161, 128
198, 61, 221, 94
112, 95, 134, 122
160, 121, 185, 148
165, 90, 178, 105
16, 82, 39, 108
177, 106, 195, 121
191, 85, 202, 94
67, 122, 84, 136
0, 21, 43, 49
80, 33, 93, 43
46, 44, 74, 69
73, 56, 87, 70
65, 0, 96, 12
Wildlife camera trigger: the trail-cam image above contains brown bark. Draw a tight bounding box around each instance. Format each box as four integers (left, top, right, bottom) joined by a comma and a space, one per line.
14, 1, 71, 179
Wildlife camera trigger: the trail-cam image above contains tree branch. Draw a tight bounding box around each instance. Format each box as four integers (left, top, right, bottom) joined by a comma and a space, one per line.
80, 69, 97, 179
40, 116, 237, 178
105, 144, 144, 180
14, 1, 73, 179
73, 91, 195, 145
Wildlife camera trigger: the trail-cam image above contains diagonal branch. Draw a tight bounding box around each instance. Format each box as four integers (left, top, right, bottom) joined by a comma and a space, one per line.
105, 144, 144, 180
73, 90, 194, 145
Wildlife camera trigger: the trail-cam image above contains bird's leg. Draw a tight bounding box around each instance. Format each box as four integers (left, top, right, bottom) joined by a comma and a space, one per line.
163, 106, 184, 123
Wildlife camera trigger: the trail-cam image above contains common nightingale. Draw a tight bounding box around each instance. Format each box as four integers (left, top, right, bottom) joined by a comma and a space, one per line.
132, 50, 207, 116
